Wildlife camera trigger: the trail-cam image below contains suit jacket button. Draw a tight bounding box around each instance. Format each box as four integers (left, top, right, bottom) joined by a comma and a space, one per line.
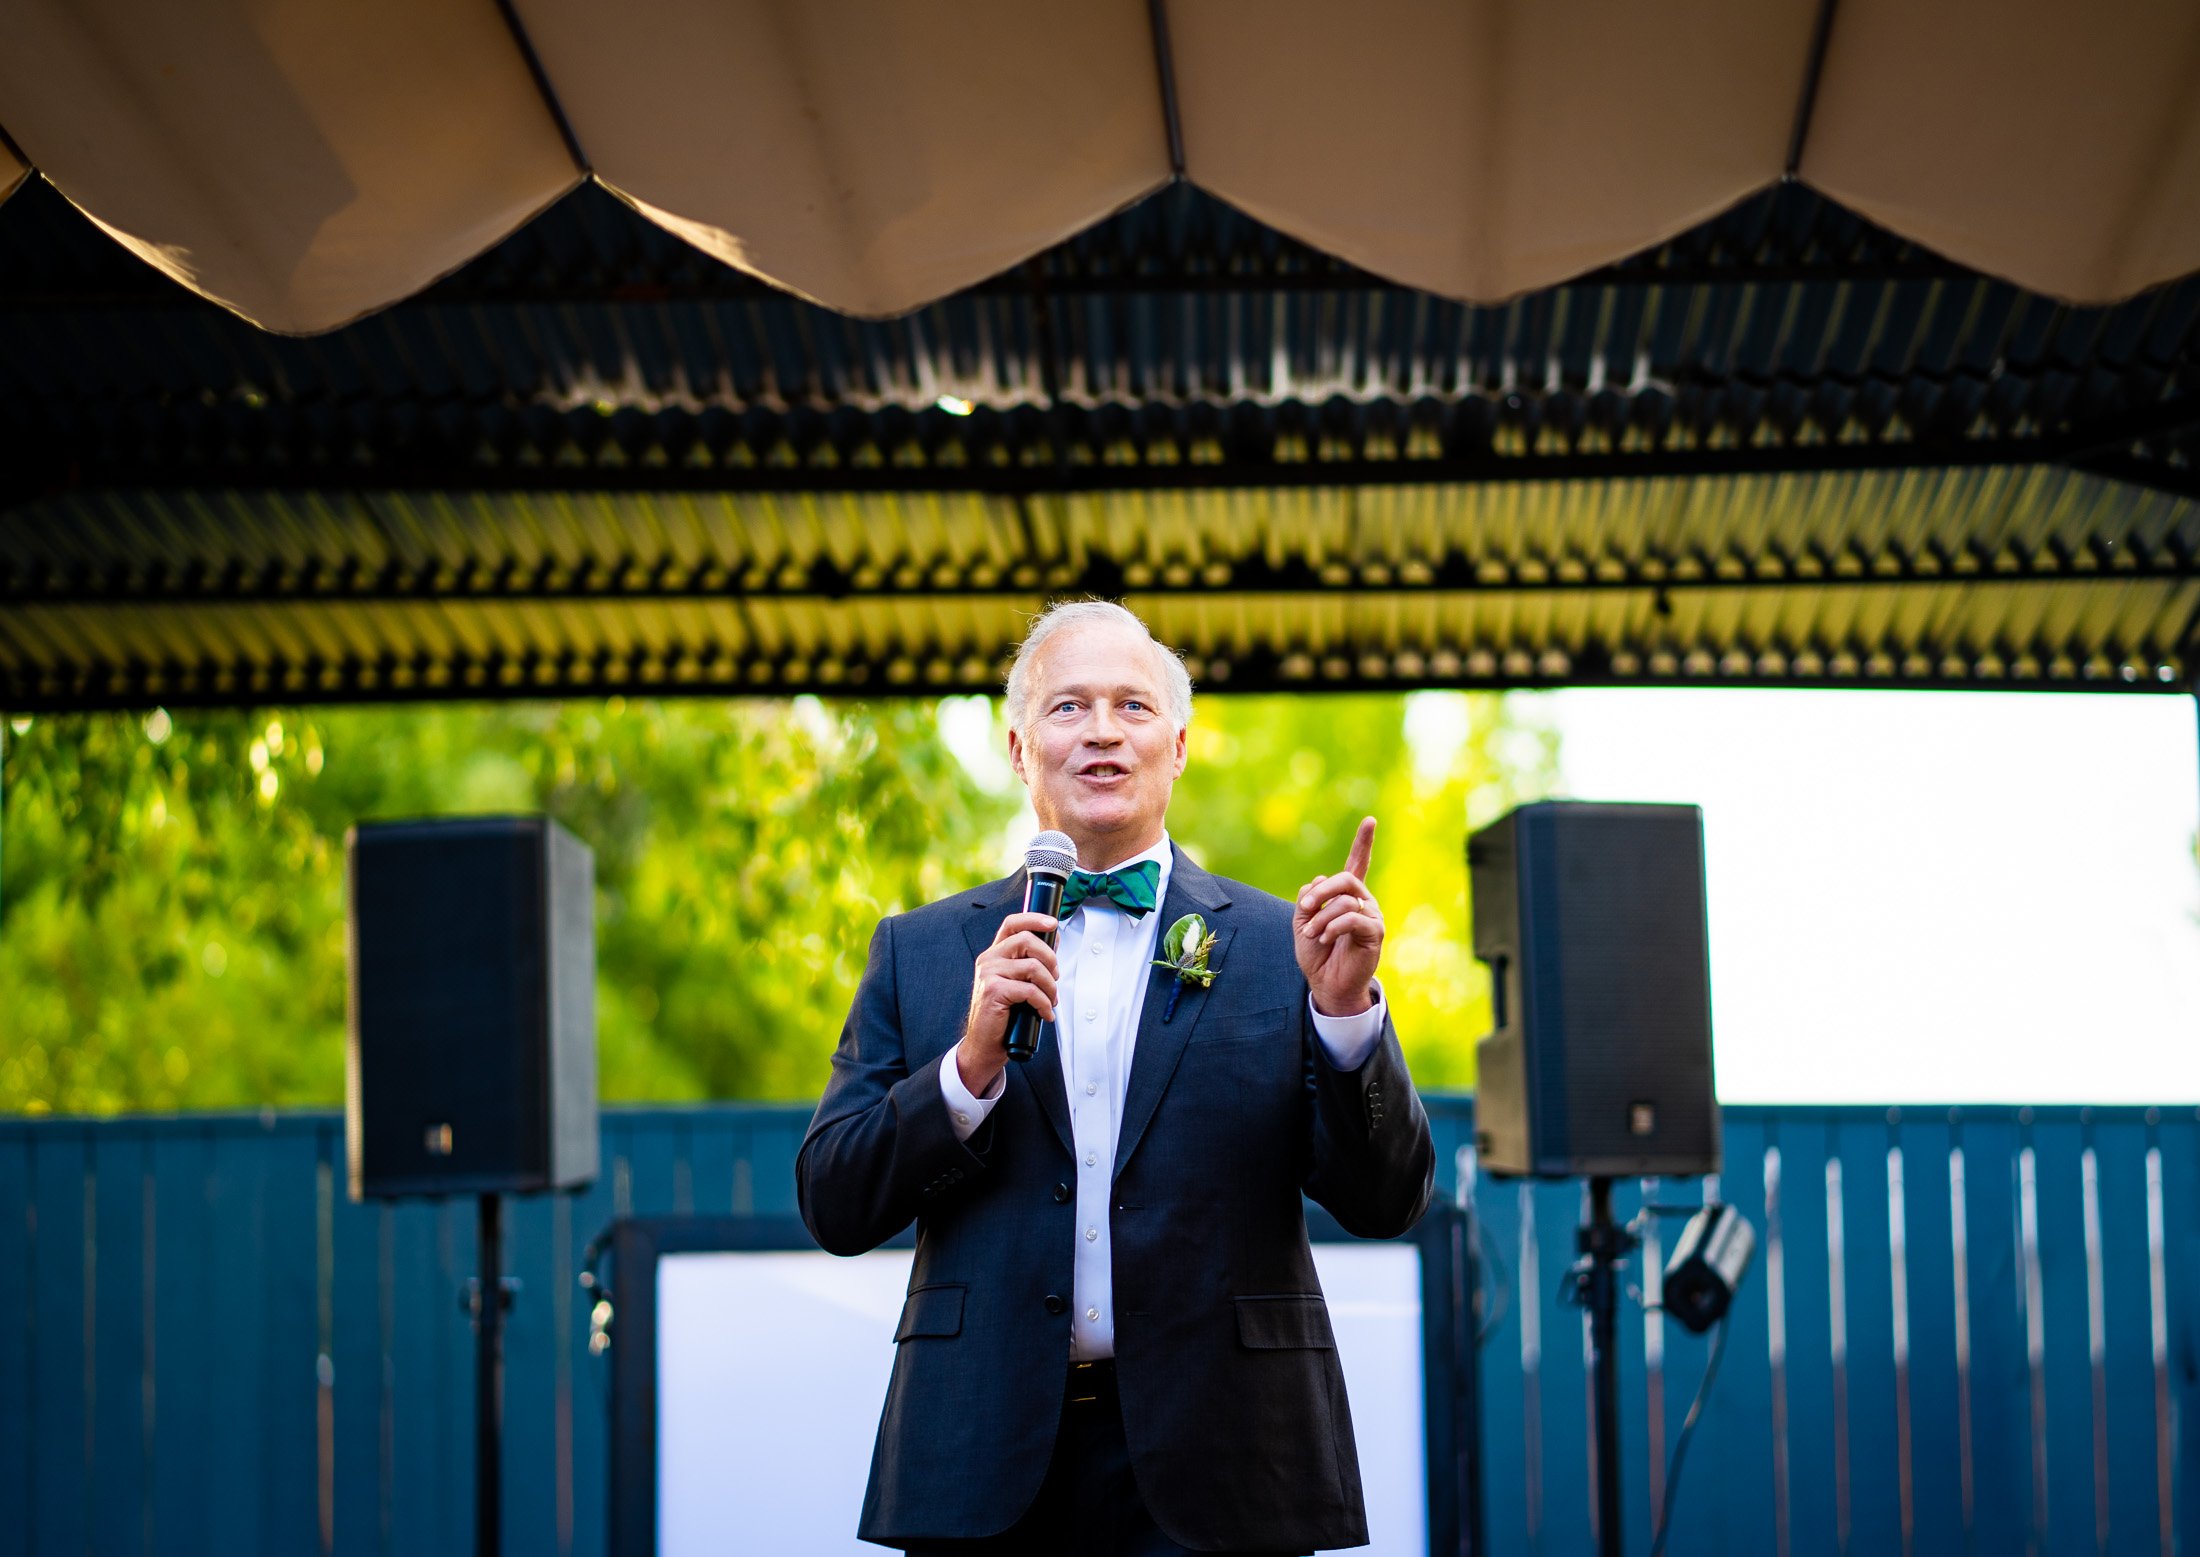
1044, 1294, 1067, 1315
1053, 1182, 1071, 1203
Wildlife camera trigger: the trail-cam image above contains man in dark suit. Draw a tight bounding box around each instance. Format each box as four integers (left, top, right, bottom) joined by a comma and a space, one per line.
798, 600, 1434, 1555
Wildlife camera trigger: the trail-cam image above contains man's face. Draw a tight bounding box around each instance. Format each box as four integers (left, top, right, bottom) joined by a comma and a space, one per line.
1007, 620, 1187, 863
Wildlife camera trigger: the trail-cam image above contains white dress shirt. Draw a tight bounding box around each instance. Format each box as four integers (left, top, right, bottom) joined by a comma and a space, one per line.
940, 834, 1386, 1359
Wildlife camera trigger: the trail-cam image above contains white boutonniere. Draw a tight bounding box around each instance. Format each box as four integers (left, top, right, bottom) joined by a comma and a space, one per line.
1153, 912, 1220, 1022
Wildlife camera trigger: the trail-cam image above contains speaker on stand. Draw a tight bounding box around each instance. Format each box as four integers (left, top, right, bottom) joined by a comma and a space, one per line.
346, 815, 599, 1557
1467, 801, 1720, 1557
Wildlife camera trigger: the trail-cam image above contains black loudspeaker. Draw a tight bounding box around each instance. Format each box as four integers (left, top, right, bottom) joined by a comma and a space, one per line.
345, 816, 599, 1200
1467, 801, 1719, 1178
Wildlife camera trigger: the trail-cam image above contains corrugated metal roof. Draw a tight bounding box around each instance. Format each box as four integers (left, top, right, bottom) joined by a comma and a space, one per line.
2, 180, 2197, 708
3, 468, 2192, 707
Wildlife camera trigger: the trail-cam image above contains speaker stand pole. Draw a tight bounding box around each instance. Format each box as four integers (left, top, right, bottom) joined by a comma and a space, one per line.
472, 1192, 506, 1557
1571, 1176, 1637, 1557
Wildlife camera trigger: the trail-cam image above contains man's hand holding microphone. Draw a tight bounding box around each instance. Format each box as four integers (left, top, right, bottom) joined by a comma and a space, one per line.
959, 908, 1059, 1098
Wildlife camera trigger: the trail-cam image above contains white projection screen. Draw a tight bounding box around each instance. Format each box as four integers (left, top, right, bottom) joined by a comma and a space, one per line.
617, 1212, 1468, 1557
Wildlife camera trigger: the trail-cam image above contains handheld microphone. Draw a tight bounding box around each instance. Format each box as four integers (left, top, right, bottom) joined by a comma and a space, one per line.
1004, 831, 1077, 1063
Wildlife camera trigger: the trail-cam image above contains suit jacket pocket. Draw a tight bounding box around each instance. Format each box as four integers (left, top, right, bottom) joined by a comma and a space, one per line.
894, 1283, 966, 1342
1199, 1003, 1300, 1043
1234, 1294, 1337, 1350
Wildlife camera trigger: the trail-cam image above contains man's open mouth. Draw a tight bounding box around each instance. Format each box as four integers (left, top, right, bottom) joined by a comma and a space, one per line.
1077, 763, 1130, 779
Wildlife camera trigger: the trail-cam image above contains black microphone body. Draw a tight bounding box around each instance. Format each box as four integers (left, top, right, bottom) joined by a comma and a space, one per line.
1004, 868, 1067, 1063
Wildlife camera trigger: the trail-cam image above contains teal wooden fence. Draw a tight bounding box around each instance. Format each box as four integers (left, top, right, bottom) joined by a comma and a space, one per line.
2, 1100, 2194, 1556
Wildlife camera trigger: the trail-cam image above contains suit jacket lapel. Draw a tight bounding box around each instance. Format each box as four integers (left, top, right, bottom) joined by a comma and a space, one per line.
960, 869, 1073, 1155
1112, 843, 1231, 1183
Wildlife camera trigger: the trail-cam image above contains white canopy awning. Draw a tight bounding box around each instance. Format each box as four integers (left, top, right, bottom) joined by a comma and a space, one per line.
3, 0, 2198, 334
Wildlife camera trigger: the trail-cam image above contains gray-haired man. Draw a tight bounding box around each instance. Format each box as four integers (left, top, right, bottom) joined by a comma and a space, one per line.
799, 601, 1434, 1555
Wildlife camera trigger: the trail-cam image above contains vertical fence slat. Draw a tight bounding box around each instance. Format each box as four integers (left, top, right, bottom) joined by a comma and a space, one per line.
0, 1136, 31, 1557
687, 1118, 736, 1217
327, 1151, 383, 1557
1466, 1160, 1529, 1557
149, 1128, 213, 1557
1833, 1114, 1902, 1554
622, 1118, 682, 1219
2030, 1116, 2098, 1557
440, 1197, 481, 1557
568, 1122, 625, 1557
1531, 1179, 1595, 1557
1770, 1117, 1838, 1557
259, 1127, 323, 1557
2159, 1111, 2200, 1556
553, 1193, 576, 1557
502, 1190, 560, 1557
1893, 1115, 1964, 1557
88, 1135, 147, 1557
1724, 1112, 1777, 1548
385, 1200, 446, 1557
748, 1111, 805, 1218
207, 1128, 273, 1557
1955, 1114, 2033, 1555
1426, 1112, 1466, 1206
2094, 1116, 2164, 1556
30, 1132, 88, 1557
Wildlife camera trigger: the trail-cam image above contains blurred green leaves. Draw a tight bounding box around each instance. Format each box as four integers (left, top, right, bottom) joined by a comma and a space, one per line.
0, 699, 1014, 1114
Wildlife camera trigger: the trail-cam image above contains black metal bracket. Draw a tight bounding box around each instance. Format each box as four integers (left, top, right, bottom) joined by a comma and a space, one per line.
1146, 0, 1187, 179
490, 0, 591, 175
1784, 0, 1843, 177
460, 1275, 523, 1321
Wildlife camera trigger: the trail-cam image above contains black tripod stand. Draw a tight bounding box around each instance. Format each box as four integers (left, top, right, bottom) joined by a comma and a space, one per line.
1566, 1177, 1638, 1557
465, 1194, 520, 1557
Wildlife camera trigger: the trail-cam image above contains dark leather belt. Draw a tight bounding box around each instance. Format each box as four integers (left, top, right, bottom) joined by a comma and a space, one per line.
1066, 1358, 1117, 1409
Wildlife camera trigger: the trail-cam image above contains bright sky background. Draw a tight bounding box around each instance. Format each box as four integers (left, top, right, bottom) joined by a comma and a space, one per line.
940, 688, 2200, 1106
1516, 688, 2200, 1105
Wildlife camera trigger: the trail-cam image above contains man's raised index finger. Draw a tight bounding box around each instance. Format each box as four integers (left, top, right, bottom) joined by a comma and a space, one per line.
1345, 816, 1376, 881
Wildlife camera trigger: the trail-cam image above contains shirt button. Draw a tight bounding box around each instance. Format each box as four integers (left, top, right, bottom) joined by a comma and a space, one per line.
953, 1112, 969, 1126
1090, 943, 1102, 956
1086, 1307, 1100, 1323
1083, 1007, 1097, 1022
1085, 1082, 1098, 1096
1085, 1226, 1098, 1241
1084, 1151, 1096, 1166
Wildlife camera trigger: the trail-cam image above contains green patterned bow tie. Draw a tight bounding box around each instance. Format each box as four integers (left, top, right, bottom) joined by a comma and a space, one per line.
1059, 859, 1161, 918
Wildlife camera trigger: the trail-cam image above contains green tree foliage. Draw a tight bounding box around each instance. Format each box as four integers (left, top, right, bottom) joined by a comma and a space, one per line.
0, 700, 1014, 1114
1, 691, 1557, 1114
1167, 692, 1560, 1089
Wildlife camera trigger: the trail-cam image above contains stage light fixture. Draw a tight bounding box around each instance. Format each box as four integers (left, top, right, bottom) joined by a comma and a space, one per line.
1660, 1202, 1756, 1335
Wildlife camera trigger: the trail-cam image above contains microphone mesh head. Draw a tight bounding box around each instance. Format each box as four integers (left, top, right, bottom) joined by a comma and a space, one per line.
1024, 830, 1078, 879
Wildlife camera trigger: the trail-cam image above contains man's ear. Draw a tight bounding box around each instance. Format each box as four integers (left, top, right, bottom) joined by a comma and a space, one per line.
1007, 723, 1028, 783
1171, 722, 1188, 778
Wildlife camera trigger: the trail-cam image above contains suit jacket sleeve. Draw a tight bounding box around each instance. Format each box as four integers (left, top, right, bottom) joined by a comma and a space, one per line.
796, 916, 994, 1256
1301, 1007, 1435, 1239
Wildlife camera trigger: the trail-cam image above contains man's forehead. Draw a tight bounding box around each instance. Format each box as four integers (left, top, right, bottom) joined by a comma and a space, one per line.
1034, 624, 1165, 691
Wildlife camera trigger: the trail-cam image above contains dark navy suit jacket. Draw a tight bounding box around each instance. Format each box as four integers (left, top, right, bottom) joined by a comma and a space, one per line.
796, 845, 1435, 1551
